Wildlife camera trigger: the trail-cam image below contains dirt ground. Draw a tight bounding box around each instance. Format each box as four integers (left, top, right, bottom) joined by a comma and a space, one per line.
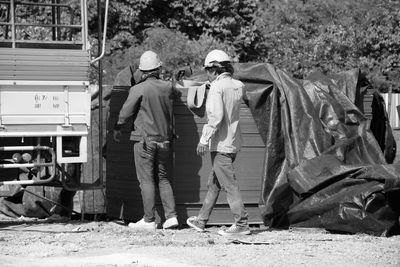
0, 214, 399, 267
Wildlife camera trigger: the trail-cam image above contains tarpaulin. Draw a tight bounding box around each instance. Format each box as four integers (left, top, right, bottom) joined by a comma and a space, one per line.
235, 63, 400, 236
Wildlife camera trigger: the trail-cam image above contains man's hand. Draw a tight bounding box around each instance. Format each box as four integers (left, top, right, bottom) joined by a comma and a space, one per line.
196, 142, 209, 156
113, 130, 122, 142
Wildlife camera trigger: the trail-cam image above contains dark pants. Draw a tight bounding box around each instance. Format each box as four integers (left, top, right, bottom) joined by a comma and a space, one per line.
198, 152, 248, 227
133, 141, 177, 223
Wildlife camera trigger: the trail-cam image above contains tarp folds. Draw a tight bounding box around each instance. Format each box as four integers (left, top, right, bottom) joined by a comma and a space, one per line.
235, 63, 400, 236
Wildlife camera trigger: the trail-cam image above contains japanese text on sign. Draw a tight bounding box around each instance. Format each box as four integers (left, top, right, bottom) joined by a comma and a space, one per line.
34, 94, 62, 110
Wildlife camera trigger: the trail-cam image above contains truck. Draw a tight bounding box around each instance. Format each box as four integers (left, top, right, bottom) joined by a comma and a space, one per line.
0, 0, 107, 194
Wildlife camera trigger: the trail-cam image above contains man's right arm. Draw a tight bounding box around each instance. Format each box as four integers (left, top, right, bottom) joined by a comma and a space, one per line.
199, 85, 224, 145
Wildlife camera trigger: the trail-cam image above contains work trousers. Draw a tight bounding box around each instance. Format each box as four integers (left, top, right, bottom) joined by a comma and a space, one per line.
198, 152, 248, 227
133, 141, 177, 223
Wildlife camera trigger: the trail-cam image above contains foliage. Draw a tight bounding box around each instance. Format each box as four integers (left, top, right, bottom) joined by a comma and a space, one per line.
98, 0, 400, 91
101, 27, 235, 84
166, 0, 261, 61
95, 0, 260, 59
87, 0, 261, 83
0, 0, 82, 41
256, 0, 400, 91
1, 0, 399, 91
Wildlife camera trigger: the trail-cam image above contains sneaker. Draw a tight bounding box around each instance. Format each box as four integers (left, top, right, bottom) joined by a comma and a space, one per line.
217, 224, 251, 236
163, 217, 179, 229
128, 218, 156, 230
186, 216, 205, 232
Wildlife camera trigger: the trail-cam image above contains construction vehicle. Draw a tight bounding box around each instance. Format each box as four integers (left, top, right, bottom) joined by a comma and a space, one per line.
0, 0, 108, 197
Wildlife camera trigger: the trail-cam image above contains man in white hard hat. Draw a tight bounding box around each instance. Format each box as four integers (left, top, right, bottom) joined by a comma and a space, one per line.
186, 49, 250, 236
113, 50, 178, 230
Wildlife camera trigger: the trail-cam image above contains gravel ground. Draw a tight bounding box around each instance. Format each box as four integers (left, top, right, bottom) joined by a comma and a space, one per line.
0, 215, 399, 267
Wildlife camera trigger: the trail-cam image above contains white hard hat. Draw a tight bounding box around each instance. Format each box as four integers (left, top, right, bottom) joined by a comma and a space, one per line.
139, 50, 162, 71
204, 49, 231, 68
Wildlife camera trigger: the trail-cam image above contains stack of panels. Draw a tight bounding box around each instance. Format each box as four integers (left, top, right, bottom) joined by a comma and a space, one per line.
106, 86, 265, 224
173, 87, 264, 224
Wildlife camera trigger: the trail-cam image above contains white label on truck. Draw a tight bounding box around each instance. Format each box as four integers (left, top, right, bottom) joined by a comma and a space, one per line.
33, 93, 64, 111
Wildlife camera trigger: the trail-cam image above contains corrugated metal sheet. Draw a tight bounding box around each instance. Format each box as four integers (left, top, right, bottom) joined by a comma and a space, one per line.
173, 87, 264, 224
361, 88, 374, 120
0, 48, 89, 81
381, 93, 400, 128
105, 86, 141, 221
106, 86, 265, 224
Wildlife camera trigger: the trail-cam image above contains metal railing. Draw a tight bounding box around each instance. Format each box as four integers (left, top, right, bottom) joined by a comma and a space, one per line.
0, 0, 88, 49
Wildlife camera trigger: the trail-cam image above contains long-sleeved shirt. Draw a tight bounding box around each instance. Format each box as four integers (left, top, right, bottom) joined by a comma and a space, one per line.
117, 77, 173, 142
200, 72, 244, 153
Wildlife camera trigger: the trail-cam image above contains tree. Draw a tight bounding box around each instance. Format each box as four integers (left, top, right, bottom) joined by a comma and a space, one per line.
256, 0, 400, 91
101, 27, 235, 84
97, 0, 261, 61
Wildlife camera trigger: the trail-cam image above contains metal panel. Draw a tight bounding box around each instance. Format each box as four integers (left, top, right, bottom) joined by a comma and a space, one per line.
362, 89, 374, 120
381, 93, 400, 128
106, 87, 141, 221
173, 87, 264, 224
106, 86, 265, 224
0, 48, 90, 81
0, 84, 91, 128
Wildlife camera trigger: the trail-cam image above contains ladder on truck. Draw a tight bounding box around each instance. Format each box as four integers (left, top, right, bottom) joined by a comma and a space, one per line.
0, 0, 108, 194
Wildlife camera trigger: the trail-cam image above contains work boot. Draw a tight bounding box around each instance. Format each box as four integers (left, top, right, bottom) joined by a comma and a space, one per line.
128, 218, 156, 230
186, 216, 205, 232
217, 224, 251, 236
163, 217, 179, 229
